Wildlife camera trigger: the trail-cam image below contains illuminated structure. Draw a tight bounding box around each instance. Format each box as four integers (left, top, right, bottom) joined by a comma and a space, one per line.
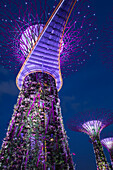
0, 0, 78, 169
0, 0, 98, 76
0, 0, 98, 169
67, 109, 113, 170
0, 72, 75, 169
101, 137, 113, 169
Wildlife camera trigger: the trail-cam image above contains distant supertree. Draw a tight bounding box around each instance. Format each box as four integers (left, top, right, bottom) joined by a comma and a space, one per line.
101, 13, 113, 71
101, 135, 113, 169
0, 0, 98, 77
67, 109, 113, 170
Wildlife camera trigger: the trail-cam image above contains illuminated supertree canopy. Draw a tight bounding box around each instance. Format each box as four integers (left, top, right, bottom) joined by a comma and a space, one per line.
0, 0, 98, 79
0, 0, 60, 72
67, 109, 113, 170
101, 135, 113, 169
101, 137, 113, 151
67, 109, 113, 139
60, 0, 98, 77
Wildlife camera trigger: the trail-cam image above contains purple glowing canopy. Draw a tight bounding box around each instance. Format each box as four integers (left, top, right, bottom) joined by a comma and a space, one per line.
16, 0, 77, 91
82, 120, 102, 136
67, 109, 113, 137
101, 138, 113, 150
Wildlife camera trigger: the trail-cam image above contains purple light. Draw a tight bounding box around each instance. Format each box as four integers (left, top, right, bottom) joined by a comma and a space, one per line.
60, 0, 98, 77
0, 0, 98, 79
67, 109, 113, 137
0, 0, 60, 72
20, 24, 44, 57
82, 120, 102, 136
101, 138, 113, 150
16, 0, 79, 91
101, 14, 113, 71
20, 24, 64, 58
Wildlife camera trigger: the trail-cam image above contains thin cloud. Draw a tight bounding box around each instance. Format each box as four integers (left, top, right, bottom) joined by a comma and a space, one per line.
61, 95, 76, 113
0, 80, 18, 96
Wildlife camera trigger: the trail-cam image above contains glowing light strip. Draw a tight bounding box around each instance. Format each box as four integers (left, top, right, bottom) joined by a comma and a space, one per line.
101, 138, 113, 150
82, 120, 102, 135
58, 0, 77, 91
16, 0, 77, 91
16, 0, 64, 91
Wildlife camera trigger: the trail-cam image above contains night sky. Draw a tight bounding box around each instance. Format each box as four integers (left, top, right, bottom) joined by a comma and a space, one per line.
0, 0, 113, 170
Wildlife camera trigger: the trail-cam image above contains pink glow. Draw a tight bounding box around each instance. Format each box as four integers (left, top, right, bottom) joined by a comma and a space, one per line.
17, 125, 24, 137
101, 137, 113, 150
82, 120, 102, 136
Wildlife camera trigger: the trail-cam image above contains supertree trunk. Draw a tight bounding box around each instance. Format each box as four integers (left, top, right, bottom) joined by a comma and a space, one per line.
109, 150, 113, 169
92, 135, 110, 170
0, 72, 74, 170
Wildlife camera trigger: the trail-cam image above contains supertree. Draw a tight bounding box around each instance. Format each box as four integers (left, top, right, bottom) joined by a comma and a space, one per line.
0, 0, 77, 169
0, 0, 98, 77
0, 0, 98, 169
67, 109, 113, 170
101, 134, 113, 169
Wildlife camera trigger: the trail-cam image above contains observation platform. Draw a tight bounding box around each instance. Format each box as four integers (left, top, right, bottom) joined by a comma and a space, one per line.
16, 0, 77, 91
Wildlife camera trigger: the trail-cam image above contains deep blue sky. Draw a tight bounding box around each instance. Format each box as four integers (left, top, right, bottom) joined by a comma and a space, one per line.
0, 0, 113, 169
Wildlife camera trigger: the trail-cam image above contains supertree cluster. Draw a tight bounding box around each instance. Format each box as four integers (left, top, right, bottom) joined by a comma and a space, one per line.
0, 0, 98, 77
101, 132, 113, 169
101, 13, 113, 71
67, 109, 113, 170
